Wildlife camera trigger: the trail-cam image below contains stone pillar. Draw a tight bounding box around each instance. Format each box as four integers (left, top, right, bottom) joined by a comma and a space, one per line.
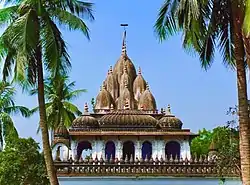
152, 140, 158, 159
135, 140, 141, 159
180, 140, 191, 159
71, 140, 77, 161
185, 140, 191, 160
91, 140, 97, 159
62, 145, 69, 161
95, 140, 105, 159
157, 140, 164, 159
116, 140, 122, 159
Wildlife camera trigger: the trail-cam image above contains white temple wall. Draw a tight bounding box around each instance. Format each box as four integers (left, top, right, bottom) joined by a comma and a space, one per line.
64, 136, 192, 161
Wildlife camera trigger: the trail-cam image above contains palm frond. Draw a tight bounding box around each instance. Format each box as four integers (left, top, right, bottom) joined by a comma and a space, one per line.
64, 89, 86, 101
154, 0, 179, 41
52, 8, 90, 40
63, 101, 82, 116
41, 14, 71, 77
52, 0, 94, 21
0, 5, 18, 27
4, 105, 31, 117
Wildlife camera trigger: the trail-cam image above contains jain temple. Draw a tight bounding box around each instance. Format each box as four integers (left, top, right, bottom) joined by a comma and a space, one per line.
52, 30, 239, 177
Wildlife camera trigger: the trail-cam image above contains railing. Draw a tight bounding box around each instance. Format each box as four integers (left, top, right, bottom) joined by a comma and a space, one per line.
55, 156, 240, 177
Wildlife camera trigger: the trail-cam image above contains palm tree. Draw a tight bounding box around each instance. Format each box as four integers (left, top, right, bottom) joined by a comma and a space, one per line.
0, 1, 94, 184
155, 0, 250, 183
0, 81, 30, 150
31, 75, 86, 139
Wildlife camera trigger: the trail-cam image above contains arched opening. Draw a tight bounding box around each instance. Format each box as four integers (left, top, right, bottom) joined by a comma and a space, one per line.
123, 141, 135, 160
165, 141, 180, 159
142, 141, 152, 159
105, 141, 116, 160
77, 141, 92, 160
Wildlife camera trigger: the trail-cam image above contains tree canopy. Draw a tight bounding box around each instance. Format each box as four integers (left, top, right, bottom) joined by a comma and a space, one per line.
0, 81, 30, 150
0, 137, 49, 185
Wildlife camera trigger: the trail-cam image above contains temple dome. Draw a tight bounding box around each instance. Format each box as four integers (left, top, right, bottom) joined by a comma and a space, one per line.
138, 83, 156, 110
113, 30, 136, 85
113, 54, 136, 85
105, 66, 119, 101
158, 105, 183, 129
99, 102, 157, 128
54, 123, 69, 139
72, 103, 99, 128
95, 83, 115, 110
133, 67, 146, 101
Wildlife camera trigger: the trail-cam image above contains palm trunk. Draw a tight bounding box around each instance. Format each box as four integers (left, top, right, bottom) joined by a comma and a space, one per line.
232, 3, 250, 184
37, 46, 59, 185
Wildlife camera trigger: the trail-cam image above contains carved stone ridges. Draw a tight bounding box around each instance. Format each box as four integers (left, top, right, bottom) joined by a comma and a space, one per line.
55, 155, 239, 177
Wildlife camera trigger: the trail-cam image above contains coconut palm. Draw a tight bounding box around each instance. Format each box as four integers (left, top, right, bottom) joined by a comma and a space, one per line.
31, 75, 86, 135
0, 81, 30, 150
0, 1, 94, 184
155, 0, 250, 183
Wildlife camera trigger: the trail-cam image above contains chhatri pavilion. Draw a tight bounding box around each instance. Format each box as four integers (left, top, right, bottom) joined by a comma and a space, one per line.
52, 29, 197, 164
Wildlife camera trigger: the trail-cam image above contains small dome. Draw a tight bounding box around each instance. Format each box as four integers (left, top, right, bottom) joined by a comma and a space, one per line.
138, 83, 156, 110
158, 105, 183, 129
95, 83, 115, 110
99, 108, 157, 128
105, 66, 119, 100
72, 103, 99, 128
133, 67, 146, 101
54, 123, 69, 139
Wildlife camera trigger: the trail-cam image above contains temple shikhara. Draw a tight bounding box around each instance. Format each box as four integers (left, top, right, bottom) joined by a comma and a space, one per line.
52, 28, 239, 177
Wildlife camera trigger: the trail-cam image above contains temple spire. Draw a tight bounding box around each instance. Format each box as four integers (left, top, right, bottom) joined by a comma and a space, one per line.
121, 24, 128, 54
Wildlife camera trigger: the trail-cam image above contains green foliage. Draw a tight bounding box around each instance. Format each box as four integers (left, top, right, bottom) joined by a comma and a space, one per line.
0, 81, 31, 149
0, 137, 49, 185
191, 128, 213, 156
31, 75, 86, 130
154, 0, 237, 69
0, 0, 94, 86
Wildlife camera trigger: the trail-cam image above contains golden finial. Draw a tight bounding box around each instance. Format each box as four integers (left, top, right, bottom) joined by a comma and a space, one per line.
124, 80, 128, 88
138, 67, 141, 75
110, 104, 114, 110
84, 103, 89, 113
124, 99, 130, 110
166, 104, 171, 115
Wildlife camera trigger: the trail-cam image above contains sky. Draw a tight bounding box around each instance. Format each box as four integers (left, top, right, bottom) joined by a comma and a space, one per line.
8, 0, 246, 143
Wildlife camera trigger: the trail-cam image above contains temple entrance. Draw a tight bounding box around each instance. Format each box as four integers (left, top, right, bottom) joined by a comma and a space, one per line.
105, 141, 116, 160
165, 141, 180, 159
122, 141, 135, 160
142, 141, 152, 159
77, 141, 92, 160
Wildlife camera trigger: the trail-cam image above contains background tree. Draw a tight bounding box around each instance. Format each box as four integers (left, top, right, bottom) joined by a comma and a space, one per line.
0, 137, 49, 185
0, 81, 30, 150
155, 1, 250, 183
31, 75, 86, 136
191, 128, 213, 157
191, 107, 240, 175
0, 1, 94, 184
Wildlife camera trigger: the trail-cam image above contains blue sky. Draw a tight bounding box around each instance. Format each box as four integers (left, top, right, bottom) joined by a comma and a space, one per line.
10, 0, 244, 143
